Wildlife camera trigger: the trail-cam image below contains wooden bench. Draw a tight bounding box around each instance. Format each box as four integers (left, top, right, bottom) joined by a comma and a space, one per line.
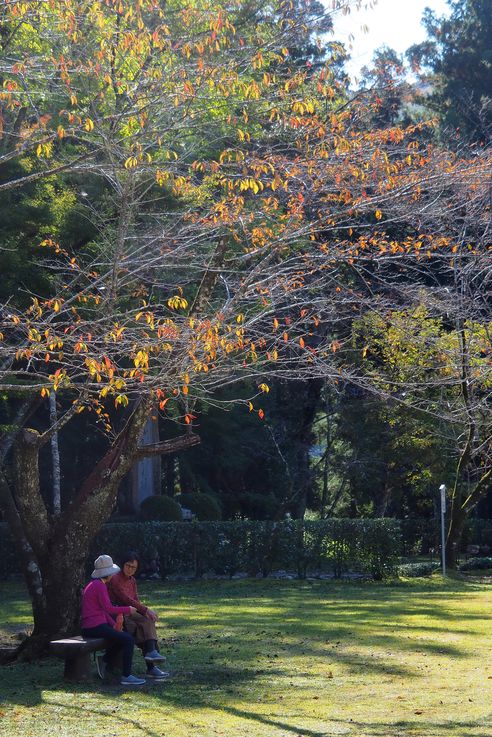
50, 636, 109, 682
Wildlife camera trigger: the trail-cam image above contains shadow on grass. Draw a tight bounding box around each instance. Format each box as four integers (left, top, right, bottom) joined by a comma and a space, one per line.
1, 664, 280, 737
215, 707, 492, 737
0, 576, 487, 732
217, 705, 330, 737
329, 715, 492, 737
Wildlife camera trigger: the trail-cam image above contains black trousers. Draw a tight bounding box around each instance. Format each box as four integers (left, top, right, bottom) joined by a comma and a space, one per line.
82, 624, 135, 677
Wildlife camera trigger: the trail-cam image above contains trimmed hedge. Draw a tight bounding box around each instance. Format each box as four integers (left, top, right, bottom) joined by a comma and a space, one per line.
93, 519, 401, 580
0, 519, 401, 581
4, 517, 492, 581
459, 557, 492, 572
398, 562, 440, 578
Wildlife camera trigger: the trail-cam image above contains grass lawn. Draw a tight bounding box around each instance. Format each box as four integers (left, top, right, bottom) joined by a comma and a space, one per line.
0, 576, 491, 737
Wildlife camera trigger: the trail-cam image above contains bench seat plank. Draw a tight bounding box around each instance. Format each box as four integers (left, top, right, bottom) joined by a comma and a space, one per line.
50, 637, 108, 658
49, 637, 109, 681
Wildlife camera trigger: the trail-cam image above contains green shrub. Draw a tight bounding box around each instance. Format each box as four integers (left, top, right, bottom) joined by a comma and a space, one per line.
360, 519, 402, 580
459, 557, 492, 571
140, 495, 183, 521
0, 518, 405, 581
398, 562, 439, 578
176, 492, 222, 521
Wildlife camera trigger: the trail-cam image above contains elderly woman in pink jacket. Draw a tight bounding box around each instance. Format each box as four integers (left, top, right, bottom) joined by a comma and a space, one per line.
81, 554, 145, 686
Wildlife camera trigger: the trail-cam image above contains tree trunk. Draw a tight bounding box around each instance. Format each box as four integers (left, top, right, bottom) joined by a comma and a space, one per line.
446, 504, 468, 569
164, 455, 176, 496
49, 393, 61, 515
374, 484, 392, 518
20, 554, 87, 659
1, 398, 200, 659
445, 471, 492, 569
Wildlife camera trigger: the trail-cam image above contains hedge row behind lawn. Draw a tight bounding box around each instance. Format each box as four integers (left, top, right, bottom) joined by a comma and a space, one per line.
0, 519, 401, 581
399, 517, 492, 557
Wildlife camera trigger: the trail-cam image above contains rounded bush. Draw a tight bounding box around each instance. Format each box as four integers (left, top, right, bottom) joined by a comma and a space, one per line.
239, 493, 279, 520
176, 492, 222, 521
140, 495, 183, 521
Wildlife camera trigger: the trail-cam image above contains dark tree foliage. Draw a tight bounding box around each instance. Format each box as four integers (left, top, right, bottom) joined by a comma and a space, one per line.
169, 378, 323, 520
333, 393, 448, 519
407, 0, 492, 144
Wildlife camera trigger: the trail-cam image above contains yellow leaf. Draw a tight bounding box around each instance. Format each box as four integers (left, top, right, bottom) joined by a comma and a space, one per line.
115, 394, 129, 408
375, 209, 383, 220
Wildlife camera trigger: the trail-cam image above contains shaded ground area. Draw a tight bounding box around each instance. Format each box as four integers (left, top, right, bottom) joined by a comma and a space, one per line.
1, 576, 492, 737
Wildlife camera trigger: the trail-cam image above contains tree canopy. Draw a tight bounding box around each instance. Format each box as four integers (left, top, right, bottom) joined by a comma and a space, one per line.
407, 0, 492, 143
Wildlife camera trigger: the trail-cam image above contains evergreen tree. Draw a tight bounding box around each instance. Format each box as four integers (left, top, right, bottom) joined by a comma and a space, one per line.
407, 0, 492, 144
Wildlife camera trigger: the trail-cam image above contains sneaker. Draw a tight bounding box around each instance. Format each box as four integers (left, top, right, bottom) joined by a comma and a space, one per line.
146, 665, 170, 679
144, 649, 166, 662
95, 654, 106, 680
120, 674, 146, 686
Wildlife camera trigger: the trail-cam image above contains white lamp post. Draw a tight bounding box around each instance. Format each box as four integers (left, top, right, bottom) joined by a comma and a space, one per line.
439, 484, 447, 576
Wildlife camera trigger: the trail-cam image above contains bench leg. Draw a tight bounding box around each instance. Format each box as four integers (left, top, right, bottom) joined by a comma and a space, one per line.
64, 652, 92, 682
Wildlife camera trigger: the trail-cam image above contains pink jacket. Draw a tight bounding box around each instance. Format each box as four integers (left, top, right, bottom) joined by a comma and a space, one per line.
81, 578, 131, 629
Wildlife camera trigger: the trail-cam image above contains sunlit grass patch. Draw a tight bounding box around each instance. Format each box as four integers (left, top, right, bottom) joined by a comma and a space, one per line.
1, 576, 492, 737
